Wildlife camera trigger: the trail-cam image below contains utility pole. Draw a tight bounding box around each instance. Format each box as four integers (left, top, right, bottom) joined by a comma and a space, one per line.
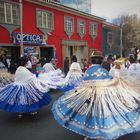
120, 23, 123, 58
19, 0, 24, 56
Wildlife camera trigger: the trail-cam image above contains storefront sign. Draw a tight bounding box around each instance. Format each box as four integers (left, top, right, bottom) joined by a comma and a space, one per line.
13, 33, 47, 45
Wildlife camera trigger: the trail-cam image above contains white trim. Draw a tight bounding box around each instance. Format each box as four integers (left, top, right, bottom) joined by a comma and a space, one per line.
37, 9, 53, 30
65, 16, 73, 32
4, 3, 13, 24
4, 3, 6, 23
79, 23, 85, 34
89, 22, 98, 36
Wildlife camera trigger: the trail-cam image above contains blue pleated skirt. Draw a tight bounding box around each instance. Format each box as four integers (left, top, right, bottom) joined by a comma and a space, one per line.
52, 78, 140, 139
0, 83, 52, 113
58, 74, 83, 92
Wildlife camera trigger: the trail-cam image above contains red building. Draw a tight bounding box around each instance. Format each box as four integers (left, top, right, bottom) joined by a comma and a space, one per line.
0, 0, 106, 67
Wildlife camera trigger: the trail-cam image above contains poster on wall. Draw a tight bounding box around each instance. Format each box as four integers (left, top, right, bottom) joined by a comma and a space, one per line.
24, 46, 36, 55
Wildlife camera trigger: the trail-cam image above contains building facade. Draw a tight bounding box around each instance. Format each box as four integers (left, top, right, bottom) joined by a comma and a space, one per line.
0, 0, 107, 68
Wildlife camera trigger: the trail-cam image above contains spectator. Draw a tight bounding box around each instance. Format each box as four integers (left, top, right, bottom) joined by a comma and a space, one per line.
83, 58, 88, 72
102, 55, 114, 71
63, 57, 69, 75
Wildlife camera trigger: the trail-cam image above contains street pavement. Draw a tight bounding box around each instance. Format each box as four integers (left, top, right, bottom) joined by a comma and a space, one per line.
0, 90, 140, 140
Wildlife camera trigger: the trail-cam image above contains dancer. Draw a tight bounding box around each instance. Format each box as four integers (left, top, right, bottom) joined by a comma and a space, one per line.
109, 58, 128, 79
52, 50, 140, 140
0, 69, 14, 88
38, 68, 64, 90
40, 57, 64, 85
0, 58, 52, 118
128, 56, 140, 81
59, 55, 84, 92
43, 58, 55, 73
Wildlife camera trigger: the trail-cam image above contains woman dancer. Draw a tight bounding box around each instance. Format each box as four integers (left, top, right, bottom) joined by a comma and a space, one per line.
52, 50, 140, 140
0, 70, 14, 88
0, 57, 52, 118
59, 55, 84, 92
128, 56, 140, 81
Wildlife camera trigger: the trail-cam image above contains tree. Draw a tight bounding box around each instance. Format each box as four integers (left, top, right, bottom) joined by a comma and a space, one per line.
112, 14, 140, 57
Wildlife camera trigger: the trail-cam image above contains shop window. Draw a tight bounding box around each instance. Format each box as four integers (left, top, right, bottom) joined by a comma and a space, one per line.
0, 1, 19, 25
89, 22, 98, 37
64, 16, 74, 37
37, 9, 54, 30
78, 19, 85, 38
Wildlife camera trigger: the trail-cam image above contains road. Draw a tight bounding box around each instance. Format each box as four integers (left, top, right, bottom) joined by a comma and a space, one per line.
0, 90, 140, 140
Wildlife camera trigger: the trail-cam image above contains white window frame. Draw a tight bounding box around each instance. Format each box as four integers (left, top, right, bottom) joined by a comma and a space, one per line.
78, 19, 85, 35
37, 9, 53, 30
42, 11, 48, 28
90, 22, 98, 36
12, 4, 19, 24
0, 2, 5, 23
66, 18, 72, 32
79, 23, 85, 34
64, 16, 74, 33
4, 3, 13, 24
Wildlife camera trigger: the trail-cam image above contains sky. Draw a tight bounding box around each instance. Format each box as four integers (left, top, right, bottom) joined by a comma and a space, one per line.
60, 0, 92, 13
60, 0, 140, 22
91, 0, 140, 22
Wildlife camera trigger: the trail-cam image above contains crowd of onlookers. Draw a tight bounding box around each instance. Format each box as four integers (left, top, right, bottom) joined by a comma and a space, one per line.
0, 53, 58, 74
1, 51, 140, 77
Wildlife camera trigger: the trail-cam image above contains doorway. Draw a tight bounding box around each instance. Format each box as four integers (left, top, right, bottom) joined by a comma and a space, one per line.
40, 47, 53, 60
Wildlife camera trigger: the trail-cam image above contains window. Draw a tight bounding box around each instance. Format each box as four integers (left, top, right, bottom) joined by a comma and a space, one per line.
64, 16, 74, 33
78, 19, 85, 36
89, 22, 98, 36
37, 9, 53, 30
5, 3, 12, 24
0, 2, 19, 25
0, 3, 4, 23
12, 5, 19, 24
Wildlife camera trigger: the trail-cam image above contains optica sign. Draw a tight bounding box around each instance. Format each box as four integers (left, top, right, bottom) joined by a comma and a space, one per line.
13, 33, 46, 44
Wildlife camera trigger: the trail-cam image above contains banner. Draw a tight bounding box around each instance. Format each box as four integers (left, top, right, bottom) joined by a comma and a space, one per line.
13, 33, 47, 45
